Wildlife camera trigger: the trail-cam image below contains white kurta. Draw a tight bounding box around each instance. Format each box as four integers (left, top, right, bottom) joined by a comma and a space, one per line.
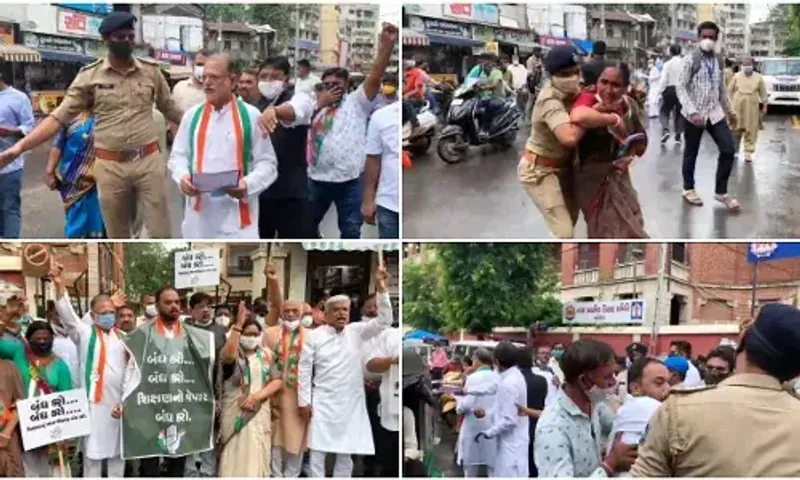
298, 292, 393, 455
365, 327, 401, 432
55, 292, 127, 460
484, 367, 530, 478
168, 99, 278, 239
455, 367, 500, 469
647, 66, 662, 117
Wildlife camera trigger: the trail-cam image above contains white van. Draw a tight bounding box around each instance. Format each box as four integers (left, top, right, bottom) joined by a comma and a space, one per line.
760, 57, 800, 107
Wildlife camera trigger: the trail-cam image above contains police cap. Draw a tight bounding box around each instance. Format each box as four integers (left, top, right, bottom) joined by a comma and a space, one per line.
545, 46, 578, 75
747, 303, 800, 382
99, 11, 137, 36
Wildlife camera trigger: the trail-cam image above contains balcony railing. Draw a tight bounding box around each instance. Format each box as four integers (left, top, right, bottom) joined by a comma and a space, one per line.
574, 269, 600, 285
613, 262, 646, 280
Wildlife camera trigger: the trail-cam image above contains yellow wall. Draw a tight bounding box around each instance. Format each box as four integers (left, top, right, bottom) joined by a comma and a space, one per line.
696, 4, 716, 24
319, 5, 340, 67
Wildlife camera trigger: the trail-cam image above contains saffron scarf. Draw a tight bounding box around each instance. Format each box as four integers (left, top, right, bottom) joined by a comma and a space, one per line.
187, 98, 253, 228
306, 106, 337, 167
273, 326, 304, 389
85, 326, 121, 404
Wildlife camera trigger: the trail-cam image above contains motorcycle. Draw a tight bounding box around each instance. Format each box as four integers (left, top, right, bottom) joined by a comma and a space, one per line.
428, 82, 455, 121
403, 101, 438, 157
437, 82, 521, 164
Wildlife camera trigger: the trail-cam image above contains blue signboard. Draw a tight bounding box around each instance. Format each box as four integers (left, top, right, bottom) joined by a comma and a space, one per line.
58, 3, 112, 15
747, 243, 800, 263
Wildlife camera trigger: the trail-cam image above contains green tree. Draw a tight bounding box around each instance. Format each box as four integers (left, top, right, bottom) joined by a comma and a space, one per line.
435, 244, 562, 334
123, 243, 175, 302
402, 258, 444, 332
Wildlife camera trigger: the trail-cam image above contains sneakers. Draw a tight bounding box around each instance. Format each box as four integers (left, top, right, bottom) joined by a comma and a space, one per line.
661, 131, 670, 144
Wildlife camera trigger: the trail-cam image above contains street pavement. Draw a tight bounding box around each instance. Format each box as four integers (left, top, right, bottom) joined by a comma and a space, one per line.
403, 110, 800, 239
19, 143, 377, 239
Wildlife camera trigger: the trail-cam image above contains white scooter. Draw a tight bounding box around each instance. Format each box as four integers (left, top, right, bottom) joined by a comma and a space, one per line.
403, 101, 438, 157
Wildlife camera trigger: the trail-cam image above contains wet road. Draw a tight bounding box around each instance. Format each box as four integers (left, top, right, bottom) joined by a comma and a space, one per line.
403, 111, 800, 239
19, 142, 376, 239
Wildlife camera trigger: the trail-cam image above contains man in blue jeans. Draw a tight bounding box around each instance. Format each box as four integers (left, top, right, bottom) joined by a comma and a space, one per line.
307, 24, 396, 238
363, 101, 399, 239
0, 67, 35, 238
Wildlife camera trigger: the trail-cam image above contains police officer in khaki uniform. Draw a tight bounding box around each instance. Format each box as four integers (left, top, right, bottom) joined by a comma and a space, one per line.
631, 303, 800, 477
0, 12, 183, 238
518, 46, 585, 239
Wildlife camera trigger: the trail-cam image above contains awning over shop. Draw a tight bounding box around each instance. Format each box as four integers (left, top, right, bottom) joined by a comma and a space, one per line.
301, 241, 399, 252
40, 50, 96, 64
0, 44, 41, 63
497, 40, 542, 54
427, 34, 482, 48
403, 30, 429, 47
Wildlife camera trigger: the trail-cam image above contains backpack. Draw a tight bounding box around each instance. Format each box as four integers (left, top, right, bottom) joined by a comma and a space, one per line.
689, 51, 724, 82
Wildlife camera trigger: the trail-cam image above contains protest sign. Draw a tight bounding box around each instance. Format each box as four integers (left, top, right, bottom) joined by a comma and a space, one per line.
174, 249, 220, 289
121, 324, 215, 459
17, 389, 91, 451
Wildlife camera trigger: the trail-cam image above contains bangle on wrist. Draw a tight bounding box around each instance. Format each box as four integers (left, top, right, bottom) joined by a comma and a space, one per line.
602, 460, 614, 475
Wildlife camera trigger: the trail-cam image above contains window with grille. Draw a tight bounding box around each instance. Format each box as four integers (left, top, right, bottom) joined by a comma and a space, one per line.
618, 243, 644, 264
577, 244, 599, 270
672, 243, 687, 264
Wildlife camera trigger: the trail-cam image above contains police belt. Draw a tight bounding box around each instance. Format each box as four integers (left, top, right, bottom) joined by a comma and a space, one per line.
524, 150, 564, 168
96, 141, 160, 162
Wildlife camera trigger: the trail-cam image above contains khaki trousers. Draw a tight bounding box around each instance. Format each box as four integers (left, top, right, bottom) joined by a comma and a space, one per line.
94, 150, 171, 239
734, 126, 759, 155
517, 155, 578, 238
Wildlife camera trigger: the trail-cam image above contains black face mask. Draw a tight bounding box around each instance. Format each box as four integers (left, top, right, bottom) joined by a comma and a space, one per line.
109, 41, 133, 60
30, 339, 54, 355
704, 370, 729, 386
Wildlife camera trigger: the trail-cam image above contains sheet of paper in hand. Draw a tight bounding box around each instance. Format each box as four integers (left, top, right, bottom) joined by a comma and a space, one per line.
121, 322, 215, 459
191, 170, 239, 193
17, 389, 91, 451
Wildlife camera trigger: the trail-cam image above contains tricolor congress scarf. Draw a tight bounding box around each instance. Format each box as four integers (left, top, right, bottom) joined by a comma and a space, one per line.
85, 325, 121, 404
188, 98, 253, 228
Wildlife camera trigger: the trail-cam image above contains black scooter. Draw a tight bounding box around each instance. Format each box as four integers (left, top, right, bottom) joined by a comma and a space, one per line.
437, 81, 521, 164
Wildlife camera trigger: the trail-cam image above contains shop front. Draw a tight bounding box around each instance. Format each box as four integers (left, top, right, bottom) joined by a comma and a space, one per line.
495, 28, 541, 59
405, 16, 482, 83
0, 21, 42, 91
21, 32, 101, 114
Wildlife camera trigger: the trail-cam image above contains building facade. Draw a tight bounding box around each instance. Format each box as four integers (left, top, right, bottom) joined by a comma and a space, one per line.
204, 22, 273, 65
341, 4, 379, 71
319, 5, 341, 68
288, 5, 320, 65
697, 3, 750, 58
750, 20, 786, 57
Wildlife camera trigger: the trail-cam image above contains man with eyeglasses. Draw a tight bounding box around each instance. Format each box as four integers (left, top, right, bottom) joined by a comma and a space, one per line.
0, 11, 184, 238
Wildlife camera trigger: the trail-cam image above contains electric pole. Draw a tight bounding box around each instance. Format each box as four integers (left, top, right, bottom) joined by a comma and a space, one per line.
670, 3, 677, 44
651, 243, 668, 355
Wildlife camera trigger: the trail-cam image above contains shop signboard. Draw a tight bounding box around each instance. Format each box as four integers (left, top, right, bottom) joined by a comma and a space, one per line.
57, 9, 102, 39
563, 299, 646, 325
539, 35, 572, 48
58, 3, 112, 15
155, 49, 188, 66
472, 25, 495, 43
495, 29, 537, 45
747, 243, 800, 263
472, 4, 499, 25
23, 32, 85, 54
404, 4, 443, 19
417, 18, 471, 39
444, 4, 472, 22
0, 22, 15, 45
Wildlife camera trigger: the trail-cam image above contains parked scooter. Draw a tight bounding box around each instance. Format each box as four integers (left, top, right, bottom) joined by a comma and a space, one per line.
403, 101, 438, 156
437, 81, 521, 164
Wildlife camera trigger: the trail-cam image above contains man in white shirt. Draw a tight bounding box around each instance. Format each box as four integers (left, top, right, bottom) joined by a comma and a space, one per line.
365, 326, 400, 477
45, 300, 79, 388
474, 342, 529, 477
362, 101, 399, 239
172, 50, 209, 116
307, 24, 397, 239
50, 263, 128, 478
507, 56, 528, 115
659, 44, 684, 145
136, 293, 156, 327
294, 59, 321, 96
169, 54, 278, 238
532, 344, 561, 406
297, 266, 393, 477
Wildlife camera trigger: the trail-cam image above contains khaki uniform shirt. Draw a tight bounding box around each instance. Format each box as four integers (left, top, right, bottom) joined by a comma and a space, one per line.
631, 373, 800, 477
171, 78, 206, 114
52, 57, 183, 151
525, 85, 574, 160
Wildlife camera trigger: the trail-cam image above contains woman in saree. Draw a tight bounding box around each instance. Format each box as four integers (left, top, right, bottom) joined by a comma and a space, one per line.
0, 360, 24, 476
570, 62, 649, 238
0, 321, 73, 476
45, 105, 104, 238
218, 306, 283, 477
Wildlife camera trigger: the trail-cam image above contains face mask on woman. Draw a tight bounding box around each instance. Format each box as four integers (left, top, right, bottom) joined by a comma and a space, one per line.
552, 75, 582, 96
743, 65, 754, 75
30, 338, 54, 356
240, 335, 262, 351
